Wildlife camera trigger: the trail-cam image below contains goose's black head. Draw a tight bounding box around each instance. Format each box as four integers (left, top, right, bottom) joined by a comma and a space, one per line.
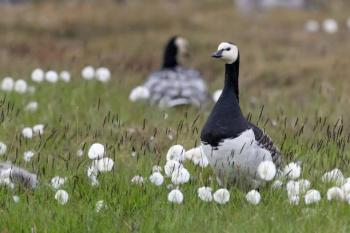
162, 36, 189, 69
211, 42, 239, 64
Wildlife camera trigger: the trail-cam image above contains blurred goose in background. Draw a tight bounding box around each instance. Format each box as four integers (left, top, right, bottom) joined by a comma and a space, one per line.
129, 36, 209, 108
0, 162, 37, 189
200, 42, 282, 189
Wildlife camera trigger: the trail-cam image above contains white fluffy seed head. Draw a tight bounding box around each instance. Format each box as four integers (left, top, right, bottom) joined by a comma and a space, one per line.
168, 189, 183, 204
166, 145, 185, 162
0, 142, 7, 155
94, 157, 114, 172
129, 86, 150, 102
321, 168, 344, 185
212, 89, 223, 102
164, 160, 183, 177
22, 127, 33, 139
272, 180, 283, 189
82, 66, 95, 80
51, 176, 67, 189
257, 161, 276, 181
305, 19, 319, 33
131, 175, 145, 185
152, 165, 162, 173
25, 101, 38, 112
13, 195, 20, 203
45, 70, 59, 83
246, 190, 261, 205
171, 167, 190, 185
96, 67, 111, 83
31, 68, 44, 82
197, 187, 212, 202
1, 77, 14, 91
323, 18, 338, 34
23, 150, 35, 162
14, 79, 28, 94
88, 143, 105, 159
283, 162, 301, 180
213, 188, 230, 204
304, 189, 321, 205
341, 182, 350, 195
327, 187, 345, 201
59, 71, 71, 82
54, 190, 69, 205
32, 124, 44, 136
149, 172, 164, 186
298, 179, 311, 193
96, 200, 107, 212
289, 195, 300, 205
286, 180, 300, 197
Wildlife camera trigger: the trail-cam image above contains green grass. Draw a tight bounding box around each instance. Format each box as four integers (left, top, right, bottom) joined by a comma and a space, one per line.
0, 0, 350, 232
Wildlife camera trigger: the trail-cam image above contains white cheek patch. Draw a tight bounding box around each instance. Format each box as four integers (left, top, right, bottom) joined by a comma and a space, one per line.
175, 37, 188, 56
216, 42, 239, 64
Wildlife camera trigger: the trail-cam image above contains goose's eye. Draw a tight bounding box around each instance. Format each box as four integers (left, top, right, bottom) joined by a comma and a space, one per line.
226, 47, 231, 51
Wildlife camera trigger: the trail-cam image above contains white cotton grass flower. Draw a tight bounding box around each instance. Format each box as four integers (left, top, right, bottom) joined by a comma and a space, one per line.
51, 176, 67, 189
27, 86, 35, 94
272, 180, 283, 189
246, 190, 261, 205
45, 70, 59, 83
341, 182, 350, 196
286, 180, 300, 197
32, 124, 44, 136
185, 147, 209, 168
25, 101, 38, 112
14, 79, 28, 94
298, 179, 311, 193
167, 189, 183, 204
322, 18, 338, 34
283, 162, 301, 180
22, 127, 33, 139
152, 165, 162, 173
213, 189, 230, 204
87, 165, 99, 187
96, 67, 111, 83
0, 142, 7, 155
31, 68, 44, 83
59, 71, 71, 82
88, 143, 105, 159
149, 172, 164, 186
171, 167, 190, 185
288, 195, 300, 205
93, 157, 114, 172
304, 189, 321, 205
129, 86, 150, 102
166, 145, 185, 162
164, 160, 183, 177
0, 168, 14, 189
131, 175, 145, 185
327, 187, 345, 201
54, 190, 69, 205
257, 160, 276, 181
197, 187, 212, 202
321, 168, 344, 185
76, 149, 83, 157
23, 150, 35, 162
82, 66, 95, 80
212, 89, 222, 102
1, 77, 14, 91
304, 19, 319, 33
13, 195, 20, 203
96, 200, 107, 212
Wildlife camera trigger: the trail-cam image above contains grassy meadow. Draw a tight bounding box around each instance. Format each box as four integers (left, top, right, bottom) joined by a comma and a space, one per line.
0, 0, 350, 232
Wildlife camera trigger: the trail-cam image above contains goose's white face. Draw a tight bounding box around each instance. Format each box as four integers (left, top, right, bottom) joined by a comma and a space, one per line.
212, 42, 239, 64
175, 37, 189, 57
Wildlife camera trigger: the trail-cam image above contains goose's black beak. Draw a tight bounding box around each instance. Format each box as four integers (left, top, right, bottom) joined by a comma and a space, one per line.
211, 49, 223, 58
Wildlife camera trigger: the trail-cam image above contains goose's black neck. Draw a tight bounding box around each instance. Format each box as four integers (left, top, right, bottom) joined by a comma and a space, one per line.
223, 54, 240, 102
162, 37, 178, 69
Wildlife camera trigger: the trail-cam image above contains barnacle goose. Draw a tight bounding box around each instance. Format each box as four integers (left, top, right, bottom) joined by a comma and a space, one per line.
200, 42, 282, 188
141, 36, 209, 108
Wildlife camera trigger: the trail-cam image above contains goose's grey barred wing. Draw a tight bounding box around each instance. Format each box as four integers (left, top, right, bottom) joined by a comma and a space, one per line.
143, 67, 209, 108
249, 123, 283, 167
0, 162, 37, 189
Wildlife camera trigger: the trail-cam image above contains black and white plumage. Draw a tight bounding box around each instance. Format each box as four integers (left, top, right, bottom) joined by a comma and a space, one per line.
142, 36, 209, 108
200, 42, 282, 188
0, 162, 37, 189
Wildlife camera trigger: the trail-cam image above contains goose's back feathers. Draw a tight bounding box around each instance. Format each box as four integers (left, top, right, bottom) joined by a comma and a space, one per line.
143, 66, 208, 108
